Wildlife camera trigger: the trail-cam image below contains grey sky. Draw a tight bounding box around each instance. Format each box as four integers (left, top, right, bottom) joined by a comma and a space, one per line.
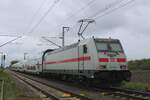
0, 0, 149, 65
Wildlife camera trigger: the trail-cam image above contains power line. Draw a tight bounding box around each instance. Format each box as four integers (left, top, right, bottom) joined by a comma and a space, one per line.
25, 0, 47, 33
92, 0, 135, 19
67, 0, 134, 32
88, 0, 126, 18
41, 37, 61, 48
62, 0, 97, 24
0, 36, 22, 48
0, 34, 20, 37
54, 0, 97, 33
62, 0, 123, 27
60, 0, 124, 33
29, 0, 61, 33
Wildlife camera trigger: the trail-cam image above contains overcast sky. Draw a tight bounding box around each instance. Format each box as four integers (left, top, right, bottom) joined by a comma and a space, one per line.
0, 0, 149, 65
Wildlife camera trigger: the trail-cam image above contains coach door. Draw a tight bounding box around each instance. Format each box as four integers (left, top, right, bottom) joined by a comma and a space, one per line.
78, 44, 87, 73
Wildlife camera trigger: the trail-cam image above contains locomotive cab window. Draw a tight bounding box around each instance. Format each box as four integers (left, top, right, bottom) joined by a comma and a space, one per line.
95, 40, 123, 52
83, 45, 87, 54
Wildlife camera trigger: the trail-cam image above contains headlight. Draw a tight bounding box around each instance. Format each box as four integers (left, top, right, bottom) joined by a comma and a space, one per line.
120, 65, 126, 70
101, 65, 106, 69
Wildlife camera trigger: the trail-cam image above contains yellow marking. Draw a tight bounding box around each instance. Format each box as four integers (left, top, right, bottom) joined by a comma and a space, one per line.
121, 97, 127, 100
116, 96, 120, 98
101, 92, 108, 96
109, 94, 114, 96
62, 93, 71, 97
39, 91, 48, 98
39, 95, 47, 98
131, 94, 136, 96
79, 93, 85, 96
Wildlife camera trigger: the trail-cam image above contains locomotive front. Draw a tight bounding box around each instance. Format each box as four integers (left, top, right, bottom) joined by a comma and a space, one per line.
94, 38, 131, 84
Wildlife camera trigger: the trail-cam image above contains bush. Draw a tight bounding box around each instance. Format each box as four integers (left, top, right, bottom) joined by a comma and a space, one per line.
122, 82, 150, 91
128, 58, 150, 70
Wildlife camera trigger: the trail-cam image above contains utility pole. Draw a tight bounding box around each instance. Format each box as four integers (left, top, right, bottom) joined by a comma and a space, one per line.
0, 52, 3, 68
1, 55, 2, 68
62, 26, 69, 47
2, 55, 5, 68
0, 52, 5, 68
24, 53, 27, 60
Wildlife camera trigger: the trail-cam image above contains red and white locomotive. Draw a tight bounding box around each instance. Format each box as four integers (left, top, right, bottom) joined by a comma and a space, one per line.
12, 37, 131, 84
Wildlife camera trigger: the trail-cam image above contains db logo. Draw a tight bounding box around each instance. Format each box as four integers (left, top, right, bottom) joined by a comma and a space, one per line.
110, 58, 116, 62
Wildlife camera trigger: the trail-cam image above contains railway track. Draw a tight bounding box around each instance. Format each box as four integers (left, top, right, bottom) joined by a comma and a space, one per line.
95, 87, 150, 100
9, 70, 150, 100
112, 87, 150, 100
9, 70, 92, 100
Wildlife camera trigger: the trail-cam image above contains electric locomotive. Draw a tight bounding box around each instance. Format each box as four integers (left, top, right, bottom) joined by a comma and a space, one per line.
42, 37, 131, 84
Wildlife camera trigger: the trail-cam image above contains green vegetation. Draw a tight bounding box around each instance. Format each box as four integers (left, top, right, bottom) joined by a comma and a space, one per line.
0, 69, 24, 100
128, 58, 150, 70
122, 81, 150, 91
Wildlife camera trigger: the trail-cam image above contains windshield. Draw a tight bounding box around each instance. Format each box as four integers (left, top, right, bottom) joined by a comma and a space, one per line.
95, 41, 123, 52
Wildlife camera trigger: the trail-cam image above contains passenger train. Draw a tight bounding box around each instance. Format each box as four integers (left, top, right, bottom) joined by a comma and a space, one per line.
11, 37, 131, 85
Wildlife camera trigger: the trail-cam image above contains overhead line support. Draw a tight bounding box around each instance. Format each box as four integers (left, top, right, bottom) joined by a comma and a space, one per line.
62, 26, 69, 47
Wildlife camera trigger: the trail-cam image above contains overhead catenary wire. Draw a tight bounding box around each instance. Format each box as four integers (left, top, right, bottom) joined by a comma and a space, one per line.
25, 0, 47, 34
0, 0, 47, 47
67, 0, 135, 33
8, 0, 133, 49
3, 0, 49, 47
60, 0, 135, 41
29, 0, 61, 33
92, 0, 135, 19
0, 36, 22, 48
58, 0, 124, 29
26, 0, 131, 42
88, 0, 126, 19
41, 37, 61, 48
63, 0, 124, 30
4, 0, 61, 47
0, 1, 59, 50
0, 34, 20, 37
67, 0, 97, 19
55, 0, 97, 30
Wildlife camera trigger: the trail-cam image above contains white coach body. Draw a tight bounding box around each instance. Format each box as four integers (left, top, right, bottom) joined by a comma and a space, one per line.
43, 37, 128, 79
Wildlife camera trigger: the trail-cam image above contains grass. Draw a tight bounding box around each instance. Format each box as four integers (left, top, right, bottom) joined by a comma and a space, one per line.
0, 81, 1, 94
0, 69, 25, 100
121, 81, 150, 91
128, 58, 150, 70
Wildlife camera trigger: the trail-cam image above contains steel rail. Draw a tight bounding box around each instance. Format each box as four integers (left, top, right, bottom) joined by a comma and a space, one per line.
112, 92, 150, 100
110, 87, 150, 97
11, 72, 67, 100
28, 76, 150, 100
11, 70, 150, 100
10, 71, 91, 100
106, 87, 150, 100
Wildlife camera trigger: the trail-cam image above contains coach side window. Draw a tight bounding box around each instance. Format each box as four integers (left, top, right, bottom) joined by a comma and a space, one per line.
83, 44, 87, 54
